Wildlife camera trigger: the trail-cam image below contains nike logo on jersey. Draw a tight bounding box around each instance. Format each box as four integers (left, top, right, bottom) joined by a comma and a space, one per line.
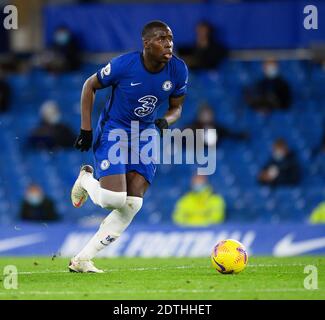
131, 82, 142, 86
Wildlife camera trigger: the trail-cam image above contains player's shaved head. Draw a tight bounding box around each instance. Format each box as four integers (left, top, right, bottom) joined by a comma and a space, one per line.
142, 20, 170, 39
142, 20, 173, 67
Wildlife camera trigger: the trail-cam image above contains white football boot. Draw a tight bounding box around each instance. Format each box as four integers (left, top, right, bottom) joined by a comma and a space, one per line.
68, 258, 104, 273
71, 165, 94, 208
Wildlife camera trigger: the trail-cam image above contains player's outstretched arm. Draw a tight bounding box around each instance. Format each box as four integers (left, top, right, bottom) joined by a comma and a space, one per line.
74, 74, 103, 152
155, 95, 185, 135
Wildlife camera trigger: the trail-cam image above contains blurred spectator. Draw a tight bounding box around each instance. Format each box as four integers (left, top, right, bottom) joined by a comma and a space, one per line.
244, 59, 292, 113
258, 139, 300, 187
35, 26, 81, 73
20, 184, 60, 222
309, 201, 325, 224
0, 69, 11, 113
172, 174, 225, 226
178, 21, 228, 70
185, 103, 248, 148
28, 100, 76, 150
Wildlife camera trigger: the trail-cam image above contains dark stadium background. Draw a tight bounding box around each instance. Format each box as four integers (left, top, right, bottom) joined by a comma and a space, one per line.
0, 0, 324, 258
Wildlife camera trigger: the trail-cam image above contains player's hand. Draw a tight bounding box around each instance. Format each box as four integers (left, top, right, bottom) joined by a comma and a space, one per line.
155, 118, 169, 136
74, 129, 93, 152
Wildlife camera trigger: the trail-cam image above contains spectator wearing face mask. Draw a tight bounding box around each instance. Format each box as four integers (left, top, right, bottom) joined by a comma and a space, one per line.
35, 25, 81, 73
52, 26, 81, 71
258, 139, 300, 187
28, 100, 76, 150
185, 103, 249, 149
20, 184, 60, 222
172, 174, 225, 226
177, 21, 228, 71
244, 59, 292, 113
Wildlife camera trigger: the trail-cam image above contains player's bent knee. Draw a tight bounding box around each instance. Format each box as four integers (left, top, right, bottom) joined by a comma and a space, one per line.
98, 188, 127, 210
118, 196, 143, 223
122, 196, 143, 215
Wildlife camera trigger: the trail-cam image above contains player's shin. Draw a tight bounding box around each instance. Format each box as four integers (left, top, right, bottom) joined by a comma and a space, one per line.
75, 196, 143, 260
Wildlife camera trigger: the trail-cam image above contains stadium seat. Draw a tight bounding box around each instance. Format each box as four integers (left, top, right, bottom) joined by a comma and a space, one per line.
1, 60, 324, 224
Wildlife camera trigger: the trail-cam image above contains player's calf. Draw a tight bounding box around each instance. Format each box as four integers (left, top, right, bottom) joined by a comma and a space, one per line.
99, 196, 143, 240
73, 196, 143, 262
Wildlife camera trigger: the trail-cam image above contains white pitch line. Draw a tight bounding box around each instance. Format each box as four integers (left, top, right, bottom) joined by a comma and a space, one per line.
248, 263, 307, 267
13, 265, 199, 275
7, 263, 316, 276
0, 288, 320, 296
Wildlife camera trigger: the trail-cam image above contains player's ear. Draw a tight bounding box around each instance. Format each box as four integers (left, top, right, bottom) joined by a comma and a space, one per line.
143, 37, 150, 49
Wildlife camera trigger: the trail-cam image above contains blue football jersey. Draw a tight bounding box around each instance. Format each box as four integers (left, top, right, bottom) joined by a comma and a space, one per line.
95, 51, 188, 135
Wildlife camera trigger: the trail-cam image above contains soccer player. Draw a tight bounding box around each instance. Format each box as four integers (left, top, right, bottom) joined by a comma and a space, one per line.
69, 21, 188, 272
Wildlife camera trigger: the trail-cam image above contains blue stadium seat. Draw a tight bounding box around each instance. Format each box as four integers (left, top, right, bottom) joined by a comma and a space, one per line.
1, 60, 324, 223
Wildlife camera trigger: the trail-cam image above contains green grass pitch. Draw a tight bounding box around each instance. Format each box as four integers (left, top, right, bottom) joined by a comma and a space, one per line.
0, 257, 324, 300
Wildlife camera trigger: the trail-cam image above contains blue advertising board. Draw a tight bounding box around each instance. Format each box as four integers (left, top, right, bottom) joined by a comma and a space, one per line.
0, 223, 325, 257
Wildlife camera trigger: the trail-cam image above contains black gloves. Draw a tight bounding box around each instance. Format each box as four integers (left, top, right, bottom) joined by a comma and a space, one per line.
74, 129, 93, 152
155, 118, 169, 136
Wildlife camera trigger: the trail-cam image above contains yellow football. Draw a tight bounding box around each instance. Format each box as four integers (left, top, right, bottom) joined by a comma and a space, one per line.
211, 239, 248, 274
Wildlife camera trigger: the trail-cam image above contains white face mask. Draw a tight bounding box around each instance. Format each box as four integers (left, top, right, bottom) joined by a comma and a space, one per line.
41, 102, 61, 125
265, 65, 279, 79
55, 31, 70, 45
45, 112, 61, 125
192, 183, 207, 192
26, 192, 43, 206
273, 149, 285, 160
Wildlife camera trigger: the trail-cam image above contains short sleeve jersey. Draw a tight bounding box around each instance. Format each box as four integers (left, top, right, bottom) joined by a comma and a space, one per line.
95, 51, 188, 133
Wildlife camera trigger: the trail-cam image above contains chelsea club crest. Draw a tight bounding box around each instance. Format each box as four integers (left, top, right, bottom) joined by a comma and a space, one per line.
100, 160, 110, 170
162, 80, 172, 91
